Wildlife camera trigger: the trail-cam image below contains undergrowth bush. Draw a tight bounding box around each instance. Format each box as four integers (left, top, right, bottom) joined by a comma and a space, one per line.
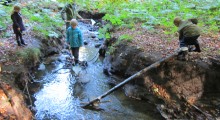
16, 48, 41, 66
21, 1, 64, 39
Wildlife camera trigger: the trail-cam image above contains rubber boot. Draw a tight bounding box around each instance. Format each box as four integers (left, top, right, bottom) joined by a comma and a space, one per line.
188, 45, 194, 52
194, 44, 201, 52
21, 39, 27, 46
177, 51, 188, 61
75, 59, 79, 64
16, 39, 21, 46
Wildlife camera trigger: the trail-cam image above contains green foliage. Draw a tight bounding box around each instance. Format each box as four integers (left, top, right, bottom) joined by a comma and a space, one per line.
16, 48, 41, 66
76, 0, 220, 36
103, 14, 124, 26
21, 1, 64, 39
107, 34, 133, 55
0, 5, 12, 36
118, 34, 133, 42
98, 23, 112, 39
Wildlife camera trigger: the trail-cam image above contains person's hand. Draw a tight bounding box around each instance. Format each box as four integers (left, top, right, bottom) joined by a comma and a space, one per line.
17, 28, 20, 31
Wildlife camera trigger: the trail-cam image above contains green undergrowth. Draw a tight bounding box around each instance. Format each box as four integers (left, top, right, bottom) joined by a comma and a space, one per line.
22, 1, 64, 39
76, 0, 220, 36
16, 47, 41, 66
0, 4, 12, 36
107, 34, 133, 55
0, 1, 64, 39
74, 0, 220, 53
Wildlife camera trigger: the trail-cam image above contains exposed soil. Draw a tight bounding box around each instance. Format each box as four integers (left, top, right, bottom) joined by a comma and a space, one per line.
0, 26, 65, 119
104, 22, 220, 119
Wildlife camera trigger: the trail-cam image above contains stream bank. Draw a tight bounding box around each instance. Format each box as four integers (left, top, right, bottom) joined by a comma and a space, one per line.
102, 25, 220, 119
0, 9, 105, 119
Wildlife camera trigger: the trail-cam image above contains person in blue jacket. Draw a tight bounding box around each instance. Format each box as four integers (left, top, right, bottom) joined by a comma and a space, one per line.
66, 19, 83, 64
11, 5, 27, 46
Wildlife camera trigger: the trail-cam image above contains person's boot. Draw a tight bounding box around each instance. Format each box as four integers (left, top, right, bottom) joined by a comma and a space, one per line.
75, 59, 79, 64
20, 39, 27, 46
188, 45, 194, 52
177, 47, 188, 61
193, 44, 201, 52
16, 40, 21, 46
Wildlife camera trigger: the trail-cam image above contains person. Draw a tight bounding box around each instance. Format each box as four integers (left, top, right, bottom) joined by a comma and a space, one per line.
66, 19, 83, 65
174, 17, 201, 61
11, 5, 27, 46
61, 3, 83, 29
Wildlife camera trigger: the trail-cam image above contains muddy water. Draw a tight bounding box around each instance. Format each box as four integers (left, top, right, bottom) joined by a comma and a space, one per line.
32, 23, 163, 120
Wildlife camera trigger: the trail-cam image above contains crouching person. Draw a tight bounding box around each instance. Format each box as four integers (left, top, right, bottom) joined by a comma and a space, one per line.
66, 19, 83, 65
174, 17, 201, 61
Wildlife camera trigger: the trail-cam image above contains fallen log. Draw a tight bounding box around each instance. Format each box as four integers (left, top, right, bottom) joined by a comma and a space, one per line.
82, 51, 179, 108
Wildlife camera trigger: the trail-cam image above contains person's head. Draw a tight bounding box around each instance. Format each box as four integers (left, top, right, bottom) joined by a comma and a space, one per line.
13, 5, 21, 12
174, 17, 182, 27
70, 19, 78, 28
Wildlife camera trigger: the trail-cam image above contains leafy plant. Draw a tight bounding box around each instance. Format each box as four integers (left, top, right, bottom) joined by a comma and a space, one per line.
118, 34, 133, 42
16, 48, 41, 66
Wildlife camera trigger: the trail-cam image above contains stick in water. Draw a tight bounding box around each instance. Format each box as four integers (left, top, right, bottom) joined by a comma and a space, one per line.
82, 51, 179, 108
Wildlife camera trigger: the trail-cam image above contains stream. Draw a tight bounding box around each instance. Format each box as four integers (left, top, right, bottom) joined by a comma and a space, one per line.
32, 22, 164, 120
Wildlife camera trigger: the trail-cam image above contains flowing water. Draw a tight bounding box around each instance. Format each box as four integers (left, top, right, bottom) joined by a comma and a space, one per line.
32, 22, 164, 120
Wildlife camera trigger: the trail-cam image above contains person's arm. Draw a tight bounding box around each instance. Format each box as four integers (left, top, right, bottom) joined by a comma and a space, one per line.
66, 29, 70, 44
179, 29, 183, 40
78, 30, 83, 46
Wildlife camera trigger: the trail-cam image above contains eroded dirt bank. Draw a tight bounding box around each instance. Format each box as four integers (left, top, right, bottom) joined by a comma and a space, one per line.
106, 42, 220, 119
92, 13, 220, 118
0, 35, 64, 119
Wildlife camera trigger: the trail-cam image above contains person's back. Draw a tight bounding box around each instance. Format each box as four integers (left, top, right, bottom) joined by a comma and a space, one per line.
178, 20, 201, 38
174, 17, 201, 61
66, 27, 82, 47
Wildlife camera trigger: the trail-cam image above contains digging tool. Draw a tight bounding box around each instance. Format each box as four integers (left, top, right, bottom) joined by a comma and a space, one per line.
82, 50, 179, 108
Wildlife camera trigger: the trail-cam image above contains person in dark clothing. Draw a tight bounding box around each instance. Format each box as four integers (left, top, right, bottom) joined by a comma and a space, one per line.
60, 3, 83, 29
11, 5, 27, 46
174, 17, 201, 61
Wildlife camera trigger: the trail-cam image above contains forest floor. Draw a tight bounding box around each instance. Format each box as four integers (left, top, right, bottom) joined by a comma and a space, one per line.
112, 23, 220, 62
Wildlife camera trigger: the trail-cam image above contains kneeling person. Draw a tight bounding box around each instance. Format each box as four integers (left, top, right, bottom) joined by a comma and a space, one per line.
174, 17, 201, 60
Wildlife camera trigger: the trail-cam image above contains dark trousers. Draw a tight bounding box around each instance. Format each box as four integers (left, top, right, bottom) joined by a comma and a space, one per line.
179, 35, 201, 52
15, 32, 25, 46
71, 47, 79, 63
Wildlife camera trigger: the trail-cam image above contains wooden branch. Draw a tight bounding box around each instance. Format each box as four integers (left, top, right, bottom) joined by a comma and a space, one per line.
181, 96, 213, 119
82, 51, 179, 108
